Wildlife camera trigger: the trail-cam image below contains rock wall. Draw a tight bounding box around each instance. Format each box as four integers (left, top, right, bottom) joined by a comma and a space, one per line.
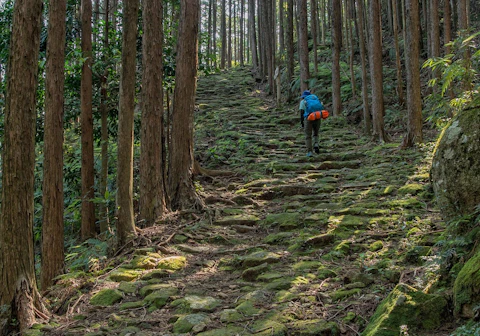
431, 108, 480, 218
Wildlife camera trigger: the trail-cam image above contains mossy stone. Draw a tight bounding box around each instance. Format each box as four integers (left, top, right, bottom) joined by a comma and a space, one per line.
398, 183, 424, 195
318, 267, 337, 280
329, 288, 361, 301
290, 319, 340, 335
220, 309, 243, 322
242, 262, 270, 281
139, 283, 176, 298
108, 268, 142, 282
184, 295, 221, 312
129, 255, 158, 270
242, 250, 281, 267
143, 290, 173, 308
362, 284, 448, 336
119, 301, 145, 310
90, 289, 123, 306
257, 272, 283, 281
236, 300, 261, 316
251, 319, 287, 336
454, 251, 480, 318
262, 213, 301, 230
264, 232, 294, 245
173, 313, 210, 334
156, 256, 187, 270
369, 240, 384, 252
264, 278, 293, 291
118, 281, 139, 294
293, 261, 323, 272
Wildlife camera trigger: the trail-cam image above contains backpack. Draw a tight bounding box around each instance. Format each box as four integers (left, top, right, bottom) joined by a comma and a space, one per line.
303, 94, 325, 119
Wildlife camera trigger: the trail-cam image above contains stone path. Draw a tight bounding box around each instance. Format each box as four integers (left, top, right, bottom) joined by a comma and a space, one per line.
38, 68, 445, 336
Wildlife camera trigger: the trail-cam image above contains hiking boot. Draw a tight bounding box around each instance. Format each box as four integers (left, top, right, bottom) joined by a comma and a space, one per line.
314, 144, 320, 154
306, 152, 313, 157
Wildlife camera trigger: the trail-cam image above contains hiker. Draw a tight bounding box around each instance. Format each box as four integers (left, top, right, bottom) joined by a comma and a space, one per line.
299, 90, 324, 157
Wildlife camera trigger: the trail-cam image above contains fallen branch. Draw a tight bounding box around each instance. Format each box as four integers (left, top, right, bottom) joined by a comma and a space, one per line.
193, 160, 236, 177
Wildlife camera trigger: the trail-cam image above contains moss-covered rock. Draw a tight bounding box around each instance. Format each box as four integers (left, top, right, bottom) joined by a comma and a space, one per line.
398, 183, 424, 195
329, 288, 361, 301
431, 109, 480, 217
184, 295, 221, 312
119, 300, 145, 310
251, 319, 287, 336
173, 313, 211, 334
108, 268, 142, 282
236, 300, 261, 316
289, 319, 340, 335
242, 262, 270, 281
156, 256, 187, 270
262, 212, 301, 230
242, 250, 281, 267
196, 326, 250, 336
220, 309, 243, 322
454, 251, 480, 318
90, 289, 123, 306
139, 283, 178, 298
362, 284, 448, 336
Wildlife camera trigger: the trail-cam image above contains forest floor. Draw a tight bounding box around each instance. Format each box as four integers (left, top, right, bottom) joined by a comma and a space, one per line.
35, 67, 456, 336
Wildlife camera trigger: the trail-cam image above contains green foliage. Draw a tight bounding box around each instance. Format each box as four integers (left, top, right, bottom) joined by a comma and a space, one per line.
423, 31, 480, 127
452, 321, 480, 336
65, 238, 109, 272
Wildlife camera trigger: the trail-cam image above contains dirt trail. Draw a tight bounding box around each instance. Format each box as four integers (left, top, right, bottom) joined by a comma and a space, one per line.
39, 67, 444, 336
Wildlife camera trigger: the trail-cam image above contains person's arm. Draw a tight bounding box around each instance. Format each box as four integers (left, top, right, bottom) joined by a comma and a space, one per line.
299, 100, 305, 127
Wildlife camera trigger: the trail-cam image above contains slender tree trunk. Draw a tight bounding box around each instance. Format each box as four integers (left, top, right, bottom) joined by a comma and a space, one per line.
430, 0, 440, 79
99, 0, 110, 233
81, 0, 96, 240
169, 0, 203, 211
41, 0, 67, 290
457, 0, 467, 31
321, 0, 326, 44
240, 0, 245, 64
279, 0, 285, 53
0, 0, 44, 331
403, 0, 423, 146
140, 0, 166, 226
392, 0, 405, 105
369, 0, 388, 141
444, 0, 452, 54
213, 0, 218, 67
228, 0, 232, 67
117, 0, 139, 245
221, 0, 227, 68
311, 0, 318, 74
207, 0, 213, 67
355, 0, 371, 135
298, 0, 309, 92
347, 0, 356, 99
286, 0, 294, 101
332, 0, 342, 116
249, 0, 259, 74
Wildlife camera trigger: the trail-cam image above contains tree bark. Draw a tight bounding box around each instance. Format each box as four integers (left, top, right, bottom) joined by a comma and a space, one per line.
355, 0, 371, 135
403, 0, 423, 147
311, 0, 318, 74
392, 0, 405, 105
140, 0, 167, 227
286, 0, 294, 101
248, 0, 259, 74
240, 0, 245, 65
81, 0, 96, 240
117, 0, 139, 245
444, 0, 452, 54
221, 0, 227, 68
168, 0, 203, 211
0, 0, 44, 331
369, 0, 388, 141
99, 0, 110, 233
41, 0, 67, 290
298, 0, 309, 92
332, 0, 342, 116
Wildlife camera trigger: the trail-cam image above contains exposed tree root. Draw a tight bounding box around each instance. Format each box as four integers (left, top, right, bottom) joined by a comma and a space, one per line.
193, 160, 236, 177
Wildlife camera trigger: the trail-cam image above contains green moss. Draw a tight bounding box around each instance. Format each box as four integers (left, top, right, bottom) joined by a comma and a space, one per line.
196, 326, 249, 336
90, 289, 123, 306
156, 256, 187, 270
236, 300, 261, 316
398, 183, 424, 195
329, 288, 361, 301
362, 284, 447, 336
369, 241, 384, 252
262, 213, 301, 229
108, 268, 142, 282
173, 313, 210, 334
290, 319, 340, 335
292, 261, 323, 272
454, 251, 480, 317
383, 185, 395, 195
251, 319, 287, 336
119, 301, 145, 310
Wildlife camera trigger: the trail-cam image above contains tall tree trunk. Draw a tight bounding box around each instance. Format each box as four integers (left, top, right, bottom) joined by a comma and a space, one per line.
286, 0, 294, 101
430, 0, 440, 79
298, 0, 309, 92
369, 0, 388, 141
279, 0, 285, 53
0, 0, 44, 331
240, 0, 245, 64
311, 0, 318, 74
457, 0, 467, 31
81, 0, 96, 240
117, 0, 139, 246
392, 0, 405, 105
99, 0, 110, 233
321, 0, 326, 44
213, 0, 218, 67
332, 0, 342, 116
265, 0, 275, 94
221, 0, 227, 68
444, 0, 452, 54
403, 0, 423, 146
41, 0, 67, 290
228, 0, 232, 67
169, 0, 203, 210
207, 0, 213, 67
249, 0, 259, 74
347, 0, 356, 99
140, 0, 166, 226
355, 0, 372, 135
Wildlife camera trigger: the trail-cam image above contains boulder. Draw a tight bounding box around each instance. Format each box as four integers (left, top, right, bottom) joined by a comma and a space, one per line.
362, 284, 448, 336
431, 109, 480, 218
453, 250, 480, 318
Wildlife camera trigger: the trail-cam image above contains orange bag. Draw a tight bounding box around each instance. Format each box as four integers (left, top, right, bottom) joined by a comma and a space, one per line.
307, 110, 329, 121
